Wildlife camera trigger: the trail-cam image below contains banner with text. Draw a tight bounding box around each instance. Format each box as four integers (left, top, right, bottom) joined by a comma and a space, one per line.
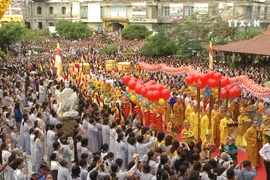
194, 3, 208, 15
132, 2, 147, 21
219, 3, 234, 20
169, 4, 183, 19
88, 3, 101, 22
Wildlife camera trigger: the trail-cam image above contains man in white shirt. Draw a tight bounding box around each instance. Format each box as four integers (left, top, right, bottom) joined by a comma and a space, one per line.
259, 142, 270, 180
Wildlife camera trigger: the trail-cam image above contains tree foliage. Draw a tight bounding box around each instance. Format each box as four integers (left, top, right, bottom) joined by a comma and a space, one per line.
103, 44, 118, 56
56, 20, 93, 39
22, 28, 49, 42
122, 24, 151, 39
0, 50, 6, 60
140, 32, 178, 57
0, 22, 24, 49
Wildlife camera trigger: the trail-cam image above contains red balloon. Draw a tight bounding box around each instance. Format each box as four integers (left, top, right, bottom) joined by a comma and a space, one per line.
148, 80, 156, 85
140, 87, 146, 97
145, 85, 151, 92
207, 79, 218, 88
135, 84, 143, 94
207, 71, 215, 79
221, 77, 230, 87
220, 90, 227, 99
213, 73, 222, 81
128, 80, 137, 90
199, 74, 209, 83
140, 87, 146, 96
161, 89, 171, 100
149, 85, 158, 91
185, 76, 194, 85
235, 88, 242, 97
153, 90, 161, 101
122, 76, 130, 85
229, 88, 237, 98
197, 80, 206, 89
193, 74, 200, 82
225, 85, 233, 90
155, 84, 164, 92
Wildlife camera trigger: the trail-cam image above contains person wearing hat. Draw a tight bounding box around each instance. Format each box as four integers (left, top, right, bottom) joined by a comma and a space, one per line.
211, 104, 219, 142
220, 111, 234, 145
185, 101, 194, 122
245, 120, 259, 167
181, 120, 196, 144
190, 106, 199, 141
173, 97, 184, 129
260, 116, 270, 145
201, 130, 215, 160
202, 107, 211, 139
236, 108, 251, 147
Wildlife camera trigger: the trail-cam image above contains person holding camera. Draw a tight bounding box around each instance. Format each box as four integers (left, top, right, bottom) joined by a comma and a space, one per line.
234, 160, 256, 180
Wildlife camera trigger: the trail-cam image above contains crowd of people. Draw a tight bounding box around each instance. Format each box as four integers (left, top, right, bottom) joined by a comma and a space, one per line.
0, 31, 269, 180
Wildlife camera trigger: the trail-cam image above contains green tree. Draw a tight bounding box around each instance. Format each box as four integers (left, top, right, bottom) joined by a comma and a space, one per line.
122, 24, 151, 39
103, 44, 118, 55
140, 32, 178, 57
0, 49, 6, 60
56, 20, 93, 39
0, 22, 24, 50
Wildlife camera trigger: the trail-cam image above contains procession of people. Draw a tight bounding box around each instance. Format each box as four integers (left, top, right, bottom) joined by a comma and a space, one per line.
0, 31, 269, 180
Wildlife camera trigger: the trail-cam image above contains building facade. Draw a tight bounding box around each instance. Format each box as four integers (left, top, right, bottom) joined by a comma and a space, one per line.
24, 0, 270, 31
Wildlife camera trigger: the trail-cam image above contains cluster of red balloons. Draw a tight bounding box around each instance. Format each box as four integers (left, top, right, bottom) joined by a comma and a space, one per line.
220, 85, 242, 99
185, 71, 230, 89
185, 71, 242, 99
122, 76, 171, 103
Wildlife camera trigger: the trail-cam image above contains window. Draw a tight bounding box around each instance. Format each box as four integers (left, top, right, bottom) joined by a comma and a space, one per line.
163, 7, 169, 17
37, 6, 42, 14
246, 6, 252, 18
81, 7, 88, 18
110, 6, 126, 17
187, 7, 194, 16
38, 22, 42, 29
61, 7, 66, 15
49, 7, 53, 14
265, 7, 267, 19
257, 6, 261, 18
49, 22, 54, 26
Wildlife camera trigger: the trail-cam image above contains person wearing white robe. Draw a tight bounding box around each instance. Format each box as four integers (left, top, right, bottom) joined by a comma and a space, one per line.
109, 122, 117, 153
47, 124, 56, 162
87, 119, 98, 153
102, 119, 110, 148
127, 137, 137, 165
115, 133, 127, 170
96, 121, 103, 150
23, 117, 31, 155
33, 131, 44, 173
11, 126, 20, 148
60, 137, 73, 169
57, 159, 72, 180
136, 135, 155, 159
80, 137, 93, 159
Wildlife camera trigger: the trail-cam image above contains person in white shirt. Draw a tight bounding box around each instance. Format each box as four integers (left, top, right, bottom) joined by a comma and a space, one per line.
259, 142, 270, 180
13, 158, 28, 180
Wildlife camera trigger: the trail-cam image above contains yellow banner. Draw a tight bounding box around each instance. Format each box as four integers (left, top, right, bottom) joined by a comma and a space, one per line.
0, 0, 12, 20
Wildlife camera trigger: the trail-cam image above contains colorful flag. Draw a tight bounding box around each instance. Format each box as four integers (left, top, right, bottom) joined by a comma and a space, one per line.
209, 32, 213, 70
53, 41, 64, 80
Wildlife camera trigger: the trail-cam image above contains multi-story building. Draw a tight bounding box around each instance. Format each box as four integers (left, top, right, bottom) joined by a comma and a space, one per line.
24, 0, 270, 31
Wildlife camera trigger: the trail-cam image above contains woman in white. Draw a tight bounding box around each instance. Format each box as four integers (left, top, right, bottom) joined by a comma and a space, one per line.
52, 141, 63, 160
109, 122, 117, 153
1, 143, 11, 164
39, 80, 46, 104
29, 128, 35, 171
47, 124, 56, 161
33, 130, 44, 173
127, 137, 137, 164
10, 126, 20, 148
50, 153, 60, 171
115, 133, 127, 170
60, 136, 73, 169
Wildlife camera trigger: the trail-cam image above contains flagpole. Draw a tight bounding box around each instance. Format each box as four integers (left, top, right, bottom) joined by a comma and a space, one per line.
209, 32, 213, 71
